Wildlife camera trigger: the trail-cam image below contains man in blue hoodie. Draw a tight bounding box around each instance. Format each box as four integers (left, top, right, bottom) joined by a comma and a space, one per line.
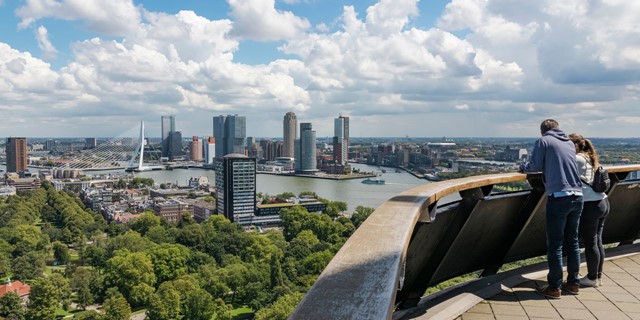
519, 119, 583, 299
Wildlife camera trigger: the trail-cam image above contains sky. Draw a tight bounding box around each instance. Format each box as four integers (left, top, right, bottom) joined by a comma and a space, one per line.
0, 0, 639, 138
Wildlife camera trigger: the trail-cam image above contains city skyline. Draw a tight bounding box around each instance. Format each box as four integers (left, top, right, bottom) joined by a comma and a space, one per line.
1, 1, 640, 138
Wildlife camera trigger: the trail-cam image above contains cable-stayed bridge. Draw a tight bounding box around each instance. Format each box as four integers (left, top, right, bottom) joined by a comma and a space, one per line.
50, 121, 162, 172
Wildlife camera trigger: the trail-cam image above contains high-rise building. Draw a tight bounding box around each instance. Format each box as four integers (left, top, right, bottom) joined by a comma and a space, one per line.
294, 123, 317, 173
85, 138, 97, 149
167, 131, 183, 161
6, 137, 28, 174
45, 139, 56, 150
215, 154, 256, 224
333, 115, 349, 166
259, 140, 283, 161
190, 136, 203, 161
161, 115, 176, 158
283, 112, 297, 158
204, 137, 216, 165
213, 115, 246, 158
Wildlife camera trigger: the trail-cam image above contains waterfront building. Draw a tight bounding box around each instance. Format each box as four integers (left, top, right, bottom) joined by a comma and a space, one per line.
167, 131, 183, 161
213, 114, 246, 158
6, 137, 27, 173
283, 112, 297, 158
215, 154, 256, 224
295, 123, 317, 174
190, 136, 203, 161
161, 115, 176, 158
204, 137, 216, 165
259, 139, 283, 161
333, 115, 349, 166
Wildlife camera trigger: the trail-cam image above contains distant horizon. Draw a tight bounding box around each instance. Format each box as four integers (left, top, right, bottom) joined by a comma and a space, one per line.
1, 1, 639, 137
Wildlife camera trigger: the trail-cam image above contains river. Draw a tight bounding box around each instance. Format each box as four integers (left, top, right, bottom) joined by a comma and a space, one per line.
2, 163, 442, 211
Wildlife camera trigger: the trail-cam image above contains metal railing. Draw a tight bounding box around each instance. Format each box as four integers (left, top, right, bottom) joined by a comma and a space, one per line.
291, 165, 640, 319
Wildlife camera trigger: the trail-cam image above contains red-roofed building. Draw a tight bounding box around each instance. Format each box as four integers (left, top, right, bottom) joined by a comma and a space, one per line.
0, 279, 31, 304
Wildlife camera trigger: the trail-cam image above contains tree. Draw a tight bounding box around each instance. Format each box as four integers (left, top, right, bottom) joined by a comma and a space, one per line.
182, 288, 216, 320
11, 252, 45, 280
254, 292, 304, 320
52, 241, 70, 265
104, 251, 156, 306
26, 278, 58, 320
102, 293, 131, 320
147, 287, 181, 320
130, 212, 161, 236
147, 244, 189, 283
50, 273, 72, 311
351, 206, 375, 228
115, 179, 127, 190
0, 292, 24, 319
71, 268, 97, 310
275, 192, 296, 199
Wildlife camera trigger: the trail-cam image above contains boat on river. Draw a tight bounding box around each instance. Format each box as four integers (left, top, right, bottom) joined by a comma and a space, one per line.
361, 177, 385, 185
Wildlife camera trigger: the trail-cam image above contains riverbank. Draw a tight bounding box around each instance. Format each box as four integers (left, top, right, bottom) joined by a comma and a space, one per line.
257, 171, 377, 180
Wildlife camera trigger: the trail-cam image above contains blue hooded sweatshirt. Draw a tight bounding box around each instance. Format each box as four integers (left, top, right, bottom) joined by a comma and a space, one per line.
519, 128, 582, 195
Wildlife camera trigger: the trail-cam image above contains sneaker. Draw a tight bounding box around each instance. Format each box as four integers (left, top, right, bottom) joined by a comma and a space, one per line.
580, 276, 599, 287
562, 282, 579, 295
597, 278, 603, 287
536, 286, 561, 299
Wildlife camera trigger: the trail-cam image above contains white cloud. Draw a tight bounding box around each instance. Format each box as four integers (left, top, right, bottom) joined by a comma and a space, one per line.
35, 26, 58, 60
2, 0, 640, 137
16, 0, 141, 35
228, 0, 310, 41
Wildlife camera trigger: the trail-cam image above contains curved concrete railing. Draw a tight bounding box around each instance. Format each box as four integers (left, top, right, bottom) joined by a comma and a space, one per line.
291, 165, 640, 320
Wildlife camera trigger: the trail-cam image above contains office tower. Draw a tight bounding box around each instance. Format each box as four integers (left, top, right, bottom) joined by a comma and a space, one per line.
204, 137, 216, 165
85, 138, 97, 149
215, 154, 256, 224
161, 115, 176, 158
294, 123, 317, 173
333, 115, 349, 165
190, 136, 203, 161
167, 131, 183, 161
6, 137, 27, 173
283, 112, 297, 158
246, 136, 256, 148
213, 114, 246, 158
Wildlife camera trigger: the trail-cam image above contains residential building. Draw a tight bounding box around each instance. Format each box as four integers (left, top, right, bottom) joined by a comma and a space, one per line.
6, 137, 27, 173
215, 154, 256, 224
0, 279, 31, 304
295, 123, 317, 174
153, 198, 188, 223
333, 115, 349, 166
283, 112, 297, 158
190, 136, 203, 161
204, 137, 216, 165
85, 138, 97, 149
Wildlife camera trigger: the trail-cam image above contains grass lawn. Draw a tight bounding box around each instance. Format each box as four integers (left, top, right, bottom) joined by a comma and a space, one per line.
230, 306, 253, 319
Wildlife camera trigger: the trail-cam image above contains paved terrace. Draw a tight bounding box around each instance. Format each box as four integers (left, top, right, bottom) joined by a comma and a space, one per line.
394, 244, 640, 320
292, 165, 640, 320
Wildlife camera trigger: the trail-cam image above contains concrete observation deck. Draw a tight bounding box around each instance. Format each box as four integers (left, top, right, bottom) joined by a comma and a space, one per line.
292, 164, 640, 320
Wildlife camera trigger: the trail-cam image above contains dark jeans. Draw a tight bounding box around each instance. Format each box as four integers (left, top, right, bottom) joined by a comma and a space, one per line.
546, 195, 583, 290
579, 198, 610, 280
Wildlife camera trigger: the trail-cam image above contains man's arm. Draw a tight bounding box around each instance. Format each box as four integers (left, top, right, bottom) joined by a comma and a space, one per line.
519, 139, 545, 172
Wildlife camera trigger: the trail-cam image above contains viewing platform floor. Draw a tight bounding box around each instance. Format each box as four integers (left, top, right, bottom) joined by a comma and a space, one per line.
396, 244, 640, 320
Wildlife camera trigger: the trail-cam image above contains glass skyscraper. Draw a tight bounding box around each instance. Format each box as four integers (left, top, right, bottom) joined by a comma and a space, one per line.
213, 114, 246, 158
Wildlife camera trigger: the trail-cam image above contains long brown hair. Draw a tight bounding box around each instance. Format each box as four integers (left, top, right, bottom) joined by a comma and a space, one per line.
569, 133, 600, 167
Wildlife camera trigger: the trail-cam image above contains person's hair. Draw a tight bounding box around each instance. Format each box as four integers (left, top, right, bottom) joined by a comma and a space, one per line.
540, 119, 559, 134
569, 133, 599, 167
